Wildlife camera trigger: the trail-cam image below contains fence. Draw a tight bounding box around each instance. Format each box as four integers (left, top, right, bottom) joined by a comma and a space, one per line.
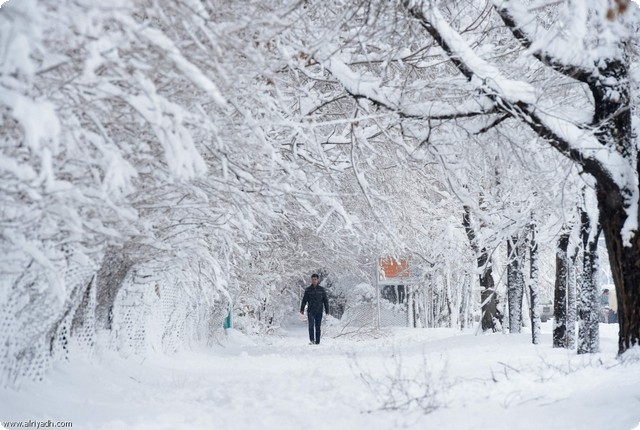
1, 251, 227, 388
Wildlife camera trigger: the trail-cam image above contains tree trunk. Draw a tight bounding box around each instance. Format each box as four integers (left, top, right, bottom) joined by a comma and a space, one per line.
596, 185, 640, 354
462, 206, 498, 332
529, 223, 541, 344
481, 288, 498, 332
578, 203, 601, 354
589, 58, 640, 354
412, 290, 417, 328
459, 273, 472, 330
567, 244, 579, 350
445, 272, 453, 328
479, 254, 498, 332
553, 230, 570, 348
507, 236, 525, 334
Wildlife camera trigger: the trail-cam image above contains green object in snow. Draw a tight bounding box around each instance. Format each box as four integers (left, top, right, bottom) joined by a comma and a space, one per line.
223, 309, 232, 329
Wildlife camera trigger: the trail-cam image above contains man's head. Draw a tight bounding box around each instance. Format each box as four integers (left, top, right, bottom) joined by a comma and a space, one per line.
311, 274, 319, 285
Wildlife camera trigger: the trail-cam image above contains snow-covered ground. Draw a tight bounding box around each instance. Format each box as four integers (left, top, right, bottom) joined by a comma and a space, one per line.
1, 320, 639, 430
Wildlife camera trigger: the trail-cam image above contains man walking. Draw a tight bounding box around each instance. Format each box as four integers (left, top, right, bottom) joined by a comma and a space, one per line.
300, 274, 329, 345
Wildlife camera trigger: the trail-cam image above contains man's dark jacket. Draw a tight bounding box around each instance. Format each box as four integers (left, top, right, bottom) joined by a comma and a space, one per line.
300, 285, 329, 315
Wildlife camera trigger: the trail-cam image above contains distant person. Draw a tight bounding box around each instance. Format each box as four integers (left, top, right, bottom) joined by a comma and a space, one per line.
300, 274, 329, 345
601, 289, 610, 323
608, 288, 618, 324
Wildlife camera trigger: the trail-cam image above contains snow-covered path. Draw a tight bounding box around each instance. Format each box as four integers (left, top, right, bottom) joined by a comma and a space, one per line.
2, 321, 639, 430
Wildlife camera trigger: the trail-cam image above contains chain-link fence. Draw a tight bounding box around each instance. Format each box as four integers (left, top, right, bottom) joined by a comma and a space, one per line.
111, 266, 228, 357
1, 249, 228, 388
0, 248, 98, 387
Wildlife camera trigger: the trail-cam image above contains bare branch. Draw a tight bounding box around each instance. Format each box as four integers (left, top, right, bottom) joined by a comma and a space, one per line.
474, 113, 511, 135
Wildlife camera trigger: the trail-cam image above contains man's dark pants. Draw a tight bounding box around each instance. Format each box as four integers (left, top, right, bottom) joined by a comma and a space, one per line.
308, 312, 323, 344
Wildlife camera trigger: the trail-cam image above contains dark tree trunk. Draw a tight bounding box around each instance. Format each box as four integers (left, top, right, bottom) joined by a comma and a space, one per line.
478, 251, 498, 331
529, 223, 541, 344
412, 290, 418, 328
507, 235, 525, 333
481, 288, 498, 332
588, 58, 640, 354
462, 206, 498, 332
596, 184, 640, 354
578, 202, 601, 354
567, 243, 579, 350
553, 230, 570, 348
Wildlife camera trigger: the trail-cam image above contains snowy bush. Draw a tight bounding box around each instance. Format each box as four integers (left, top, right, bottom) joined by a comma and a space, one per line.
346, 283, 376, 305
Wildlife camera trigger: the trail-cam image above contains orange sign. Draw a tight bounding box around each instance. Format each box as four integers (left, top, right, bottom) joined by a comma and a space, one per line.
379, 257, 410, 279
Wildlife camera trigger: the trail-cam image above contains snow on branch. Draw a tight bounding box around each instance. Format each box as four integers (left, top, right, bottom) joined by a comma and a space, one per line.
405, 1, 635, 192
407, 5, 538, 104
124, 17, 228, 109
492, 0, 596, 83
319, 51, 498, 121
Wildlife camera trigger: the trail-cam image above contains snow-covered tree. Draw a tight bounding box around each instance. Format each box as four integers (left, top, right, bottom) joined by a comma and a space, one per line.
401, 0, 640, 354
0, 0, 362, 384
283, 0, 638, 354
278, 0, 585, 339
578, 188, 602, 353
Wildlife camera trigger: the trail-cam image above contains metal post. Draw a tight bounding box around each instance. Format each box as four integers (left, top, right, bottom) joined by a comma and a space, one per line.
407, 286, 412, 328
375, 263, 381, 330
